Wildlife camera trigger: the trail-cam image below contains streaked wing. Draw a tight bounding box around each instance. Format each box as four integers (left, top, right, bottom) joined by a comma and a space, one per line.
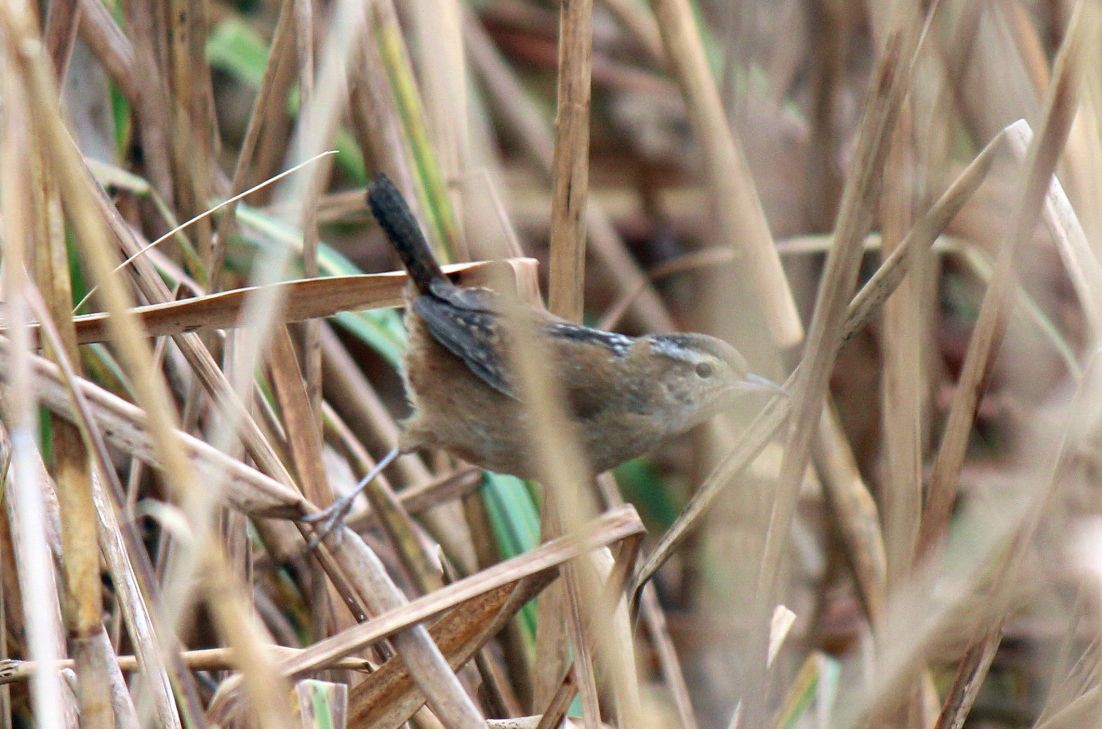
415, 286, 622, 411
413, 293, 516, 398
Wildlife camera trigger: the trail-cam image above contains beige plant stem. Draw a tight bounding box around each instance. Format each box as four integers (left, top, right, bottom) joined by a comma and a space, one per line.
633, 112, 1012, 609
0, 11, 301, 722
26, 98, 113, 729
743, 6, 940, 717
918, 0, 1089, 562
539, 0, 598, 720
0, 53, 74, 729
463, 7, 676, 334
23, 287, 187, 727
648, 0, 802, 350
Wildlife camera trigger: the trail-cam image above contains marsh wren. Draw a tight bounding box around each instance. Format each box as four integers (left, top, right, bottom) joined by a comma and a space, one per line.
306, 175, 781, 533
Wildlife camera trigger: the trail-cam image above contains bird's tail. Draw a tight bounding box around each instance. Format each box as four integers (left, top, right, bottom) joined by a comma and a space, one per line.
367, 174, 444, 294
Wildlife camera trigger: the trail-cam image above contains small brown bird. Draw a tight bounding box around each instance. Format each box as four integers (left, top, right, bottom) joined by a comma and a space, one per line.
307, 175, 781, 532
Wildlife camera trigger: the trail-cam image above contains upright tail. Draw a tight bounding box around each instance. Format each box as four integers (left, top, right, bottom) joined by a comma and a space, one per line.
367, 174, 445, 294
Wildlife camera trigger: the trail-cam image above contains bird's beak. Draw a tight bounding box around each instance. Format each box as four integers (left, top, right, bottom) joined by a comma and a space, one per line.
739, 372, 787, 396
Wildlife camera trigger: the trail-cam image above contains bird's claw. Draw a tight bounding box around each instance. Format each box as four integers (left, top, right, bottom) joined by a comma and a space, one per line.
300, 447, 400, 552
302, 494, 357, 550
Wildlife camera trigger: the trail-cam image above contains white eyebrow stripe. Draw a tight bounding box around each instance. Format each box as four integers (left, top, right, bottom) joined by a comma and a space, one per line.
650, 339, 701, 362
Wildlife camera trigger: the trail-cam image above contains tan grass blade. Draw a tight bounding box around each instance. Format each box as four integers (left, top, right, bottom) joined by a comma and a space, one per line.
352, 577, 551, 728
463, 7, 675, 333
539, 0, 598, 717
25, 288, 189, 726
0, 335, 308, 517
918, 0, 1089, 560
647, 0, 802, 349
284, 506, 642, 675
5, 259, 539, 345
633, 113, 1015, 607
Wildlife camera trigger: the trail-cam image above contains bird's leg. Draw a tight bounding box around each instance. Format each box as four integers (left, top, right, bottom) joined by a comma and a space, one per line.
302, 446, 400, 547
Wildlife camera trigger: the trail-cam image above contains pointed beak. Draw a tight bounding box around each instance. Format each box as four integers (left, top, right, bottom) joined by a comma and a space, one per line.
739, 372, 787, 396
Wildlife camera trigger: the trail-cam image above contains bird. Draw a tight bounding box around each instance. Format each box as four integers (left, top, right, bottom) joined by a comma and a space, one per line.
305, 174, 782, 536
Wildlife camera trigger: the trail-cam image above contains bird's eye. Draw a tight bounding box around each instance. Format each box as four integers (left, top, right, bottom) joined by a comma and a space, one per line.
694, 362, 714, 378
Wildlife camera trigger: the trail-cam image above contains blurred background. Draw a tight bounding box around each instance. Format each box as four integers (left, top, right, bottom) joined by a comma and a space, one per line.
1, 1, 1100, 728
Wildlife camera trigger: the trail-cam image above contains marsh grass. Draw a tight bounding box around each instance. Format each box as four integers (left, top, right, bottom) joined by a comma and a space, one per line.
0, 1, 1100, 728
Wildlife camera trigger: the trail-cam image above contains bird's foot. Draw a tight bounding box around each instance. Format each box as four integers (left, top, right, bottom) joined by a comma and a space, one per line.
302, 447, 399, 549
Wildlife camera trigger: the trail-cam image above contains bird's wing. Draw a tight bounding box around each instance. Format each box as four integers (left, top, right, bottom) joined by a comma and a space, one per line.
414, 285, 618, 417
413, 289, 517, 399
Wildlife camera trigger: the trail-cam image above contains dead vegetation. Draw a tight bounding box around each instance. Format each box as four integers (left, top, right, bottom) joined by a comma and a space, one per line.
1, 1, 1100, 727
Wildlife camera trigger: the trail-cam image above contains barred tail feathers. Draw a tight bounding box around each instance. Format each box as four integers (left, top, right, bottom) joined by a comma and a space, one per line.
367, 174, 444, 294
